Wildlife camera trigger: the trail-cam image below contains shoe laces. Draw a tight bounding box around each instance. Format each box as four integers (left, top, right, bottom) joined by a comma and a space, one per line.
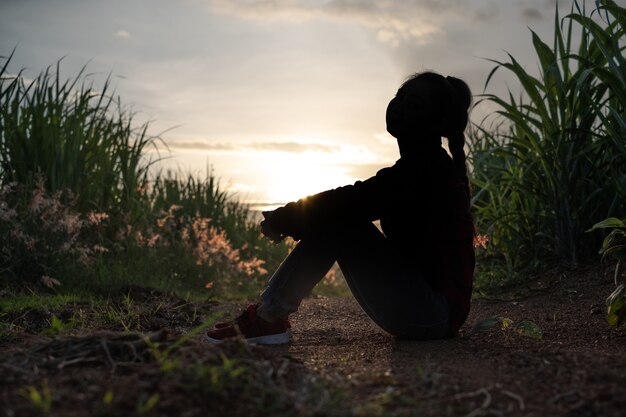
234, 303, 258, 323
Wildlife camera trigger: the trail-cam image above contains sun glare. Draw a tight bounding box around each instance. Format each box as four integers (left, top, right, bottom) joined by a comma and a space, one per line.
154, 135, 390, 212
261, 152, 354, 206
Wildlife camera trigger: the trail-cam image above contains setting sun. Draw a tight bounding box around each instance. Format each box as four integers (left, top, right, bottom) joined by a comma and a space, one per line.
261, 154, 354, 206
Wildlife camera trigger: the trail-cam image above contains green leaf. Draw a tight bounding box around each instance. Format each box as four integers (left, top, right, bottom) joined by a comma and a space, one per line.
588, 217, 626, 232
103, 390, 114, 405
500, 317, 514, 330
472, 317, 504, 333
42, 314, 67, 336
606, 284, 626, 328
50, 314, 63, 330
514, 321, 543, 339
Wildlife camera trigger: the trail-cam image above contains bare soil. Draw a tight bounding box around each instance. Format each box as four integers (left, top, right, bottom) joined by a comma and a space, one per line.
1, 265, 625, 417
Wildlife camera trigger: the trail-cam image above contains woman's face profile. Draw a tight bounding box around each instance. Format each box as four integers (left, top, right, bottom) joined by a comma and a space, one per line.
386, 79, 439, 139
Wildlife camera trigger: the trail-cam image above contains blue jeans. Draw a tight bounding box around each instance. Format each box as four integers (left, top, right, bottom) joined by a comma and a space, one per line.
261, 222, 450, 340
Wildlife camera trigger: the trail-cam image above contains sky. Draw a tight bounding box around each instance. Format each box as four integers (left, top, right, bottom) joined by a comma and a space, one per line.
0, 0, 581, 208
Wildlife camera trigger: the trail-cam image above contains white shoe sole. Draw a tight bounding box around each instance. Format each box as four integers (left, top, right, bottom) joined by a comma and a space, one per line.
204, 329, 292, 345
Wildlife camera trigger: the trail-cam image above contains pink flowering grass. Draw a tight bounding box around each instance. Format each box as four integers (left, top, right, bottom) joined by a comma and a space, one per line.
473, 234, 489, 250
0, 179, 276, 296
0, 53, 289, 297
137, 205, 269, 291
0, 178, 108, 288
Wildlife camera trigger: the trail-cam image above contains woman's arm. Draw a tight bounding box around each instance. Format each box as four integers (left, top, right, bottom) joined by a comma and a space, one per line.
264, 165, 400, 241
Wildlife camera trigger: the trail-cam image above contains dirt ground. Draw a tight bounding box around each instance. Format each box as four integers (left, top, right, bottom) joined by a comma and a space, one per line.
1, 265, 625, 417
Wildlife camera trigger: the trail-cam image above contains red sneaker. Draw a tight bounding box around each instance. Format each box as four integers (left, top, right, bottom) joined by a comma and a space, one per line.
205, 304, 291, 345
211, 303, 259, 329
212, 318, 234, 329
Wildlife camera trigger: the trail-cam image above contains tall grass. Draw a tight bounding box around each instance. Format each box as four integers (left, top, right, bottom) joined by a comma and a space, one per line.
150, 173, 251, 245
570, 0, 626, 205
470, 0, 626, 277
0, 52, 289, 295
0, 50, 155, 217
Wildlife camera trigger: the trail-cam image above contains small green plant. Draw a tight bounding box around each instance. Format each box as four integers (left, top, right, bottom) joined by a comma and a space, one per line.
95, 389, 115, 417
145, 312, 223, 372
588, 217, 626, 328
104, 292, 141, 331
187, 353, 249, 395
353, 386, 402, 417
0, 323, 16, 343
21, 381, 53, 414
135, 393, 160, 415
605, 285, 626, 328
588, 217, 626, 283
41, 314, 75, 336
472, 316, 543, 339
102, 390, 114, 405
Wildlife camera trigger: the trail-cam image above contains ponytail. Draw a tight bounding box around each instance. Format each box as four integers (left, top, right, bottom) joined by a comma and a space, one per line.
401, 72, 473, 198
444, 76, 472, 199
445, 78, 476, 238
448, 132, 471, 199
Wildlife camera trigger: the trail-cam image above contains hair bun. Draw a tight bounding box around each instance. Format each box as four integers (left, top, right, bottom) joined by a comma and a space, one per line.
445, 76, 472, 112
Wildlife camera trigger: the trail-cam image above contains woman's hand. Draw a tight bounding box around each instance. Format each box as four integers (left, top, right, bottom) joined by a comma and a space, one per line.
261, 210, 284, 243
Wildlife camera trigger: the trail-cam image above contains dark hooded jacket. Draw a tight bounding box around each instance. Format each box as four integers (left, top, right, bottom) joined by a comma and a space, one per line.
269, 146, 475, 335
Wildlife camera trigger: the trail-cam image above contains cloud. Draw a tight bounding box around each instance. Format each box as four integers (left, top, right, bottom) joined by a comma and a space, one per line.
521, 7, 543, 21
376, 29, 400, 48
204, 0, 519, 73
247, 141, 339, 153
1, 73, 35, 85
167, 140, 340, 153
207, 0, 457, 45
114, 30, 131, 38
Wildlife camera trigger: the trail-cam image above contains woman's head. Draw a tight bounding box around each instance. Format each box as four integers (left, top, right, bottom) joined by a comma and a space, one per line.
386, 72, 472, 142
387, 71, 473, 196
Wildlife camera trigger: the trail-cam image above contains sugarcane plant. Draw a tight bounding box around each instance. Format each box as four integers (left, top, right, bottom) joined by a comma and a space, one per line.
588, 217, 626, 328
469, 0, 626, 279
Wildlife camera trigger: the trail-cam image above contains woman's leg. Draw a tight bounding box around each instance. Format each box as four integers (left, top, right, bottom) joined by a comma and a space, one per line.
260, 235, 337, 319
261, 222, 449, 340
335, 223, 449, 340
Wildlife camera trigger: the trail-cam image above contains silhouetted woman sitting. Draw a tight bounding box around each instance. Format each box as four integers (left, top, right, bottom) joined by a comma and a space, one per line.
206, 71, 475, 344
